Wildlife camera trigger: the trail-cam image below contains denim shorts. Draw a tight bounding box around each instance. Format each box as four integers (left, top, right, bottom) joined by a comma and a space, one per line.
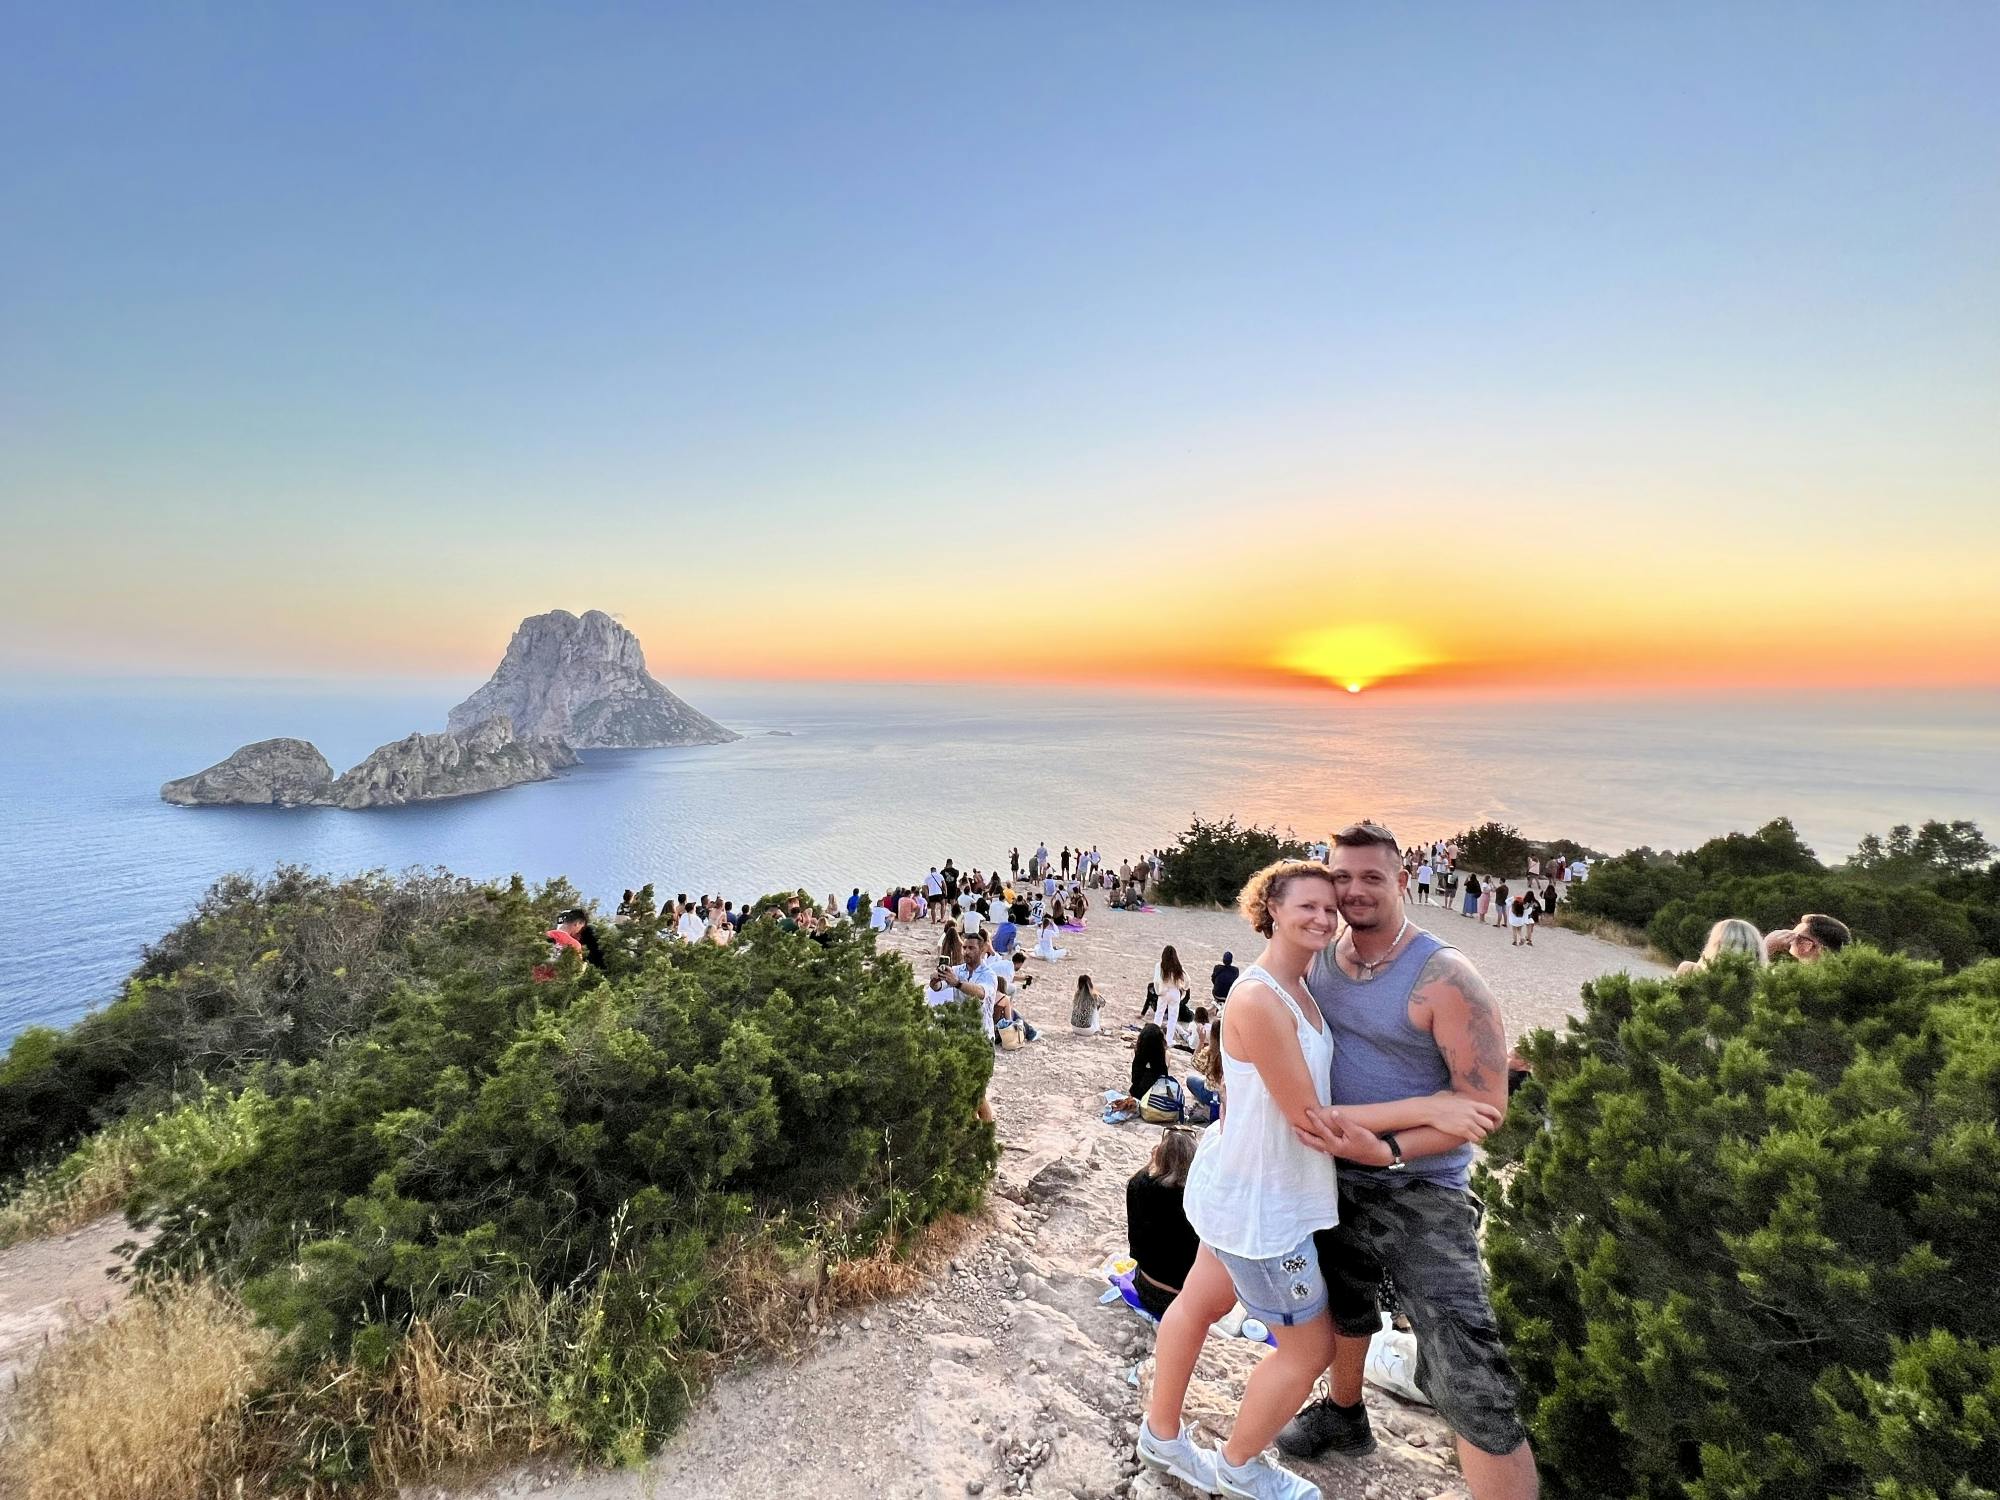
1209, 1234, 1328, 1327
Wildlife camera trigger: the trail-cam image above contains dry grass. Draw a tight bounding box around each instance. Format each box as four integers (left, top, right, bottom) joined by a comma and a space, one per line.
0, 1119, 150, 1251
1549, 908, 1665, 960
317, 1307, 565, 1488
0, 1278, 275, 1500
709, 1210, 981, 1360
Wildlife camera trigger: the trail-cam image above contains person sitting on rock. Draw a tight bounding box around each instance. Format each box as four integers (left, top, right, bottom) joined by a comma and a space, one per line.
1032, 915, 1069, 960
1071, 974, 1103, 1033
1115, 1022, 1170, 1112
1127, 1129, 1200, 1319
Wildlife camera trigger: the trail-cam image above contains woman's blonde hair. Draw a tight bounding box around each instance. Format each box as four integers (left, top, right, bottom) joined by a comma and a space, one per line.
1700, 917, 1769, 966
1238, 858, 1337, 936
1146, 1127, 1197, 1188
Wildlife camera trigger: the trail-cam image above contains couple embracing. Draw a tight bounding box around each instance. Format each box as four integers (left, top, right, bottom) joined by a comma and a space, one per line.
1138, 823, 1539, 1500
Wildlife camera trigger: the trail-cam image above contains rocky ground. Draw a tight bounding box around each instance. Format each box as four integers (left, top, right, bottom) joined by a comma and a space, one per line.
0, 896, 1662, 1500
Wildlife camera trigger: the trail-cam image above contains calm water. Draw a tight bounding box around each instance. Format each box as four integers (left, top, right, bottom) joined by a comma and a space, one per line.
3, 679, 1996, 1046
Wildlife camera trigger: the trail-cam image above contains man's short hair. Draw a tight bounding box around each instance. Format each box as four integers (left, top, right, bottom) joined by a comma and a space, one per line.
1801, 913, 1852, 952
1333, 821, 1402, 860
556, 908, 587, 925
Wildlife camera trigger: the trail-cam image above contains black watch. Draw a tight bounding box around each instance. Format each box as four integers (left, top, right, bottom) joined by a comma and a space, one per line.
1380, 1131, 1407, 1171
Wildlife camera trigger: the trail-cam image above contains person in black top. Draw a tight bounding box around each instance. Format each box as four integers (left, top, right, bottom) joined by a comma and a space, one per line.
1126, 1128, 1199, 1318
1119, 1022, 1169, 1110
1210, 950, 1239, 1004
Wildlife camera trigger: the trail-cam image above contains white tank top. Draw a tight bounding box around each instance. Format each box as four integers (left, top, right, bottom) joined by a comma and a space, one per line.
1183, 964, 1339, 1257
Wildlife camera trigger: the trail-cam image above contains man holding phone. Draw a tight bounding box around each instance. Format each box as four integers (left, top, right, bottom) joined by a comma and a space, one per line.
936, 929, 1004, 1125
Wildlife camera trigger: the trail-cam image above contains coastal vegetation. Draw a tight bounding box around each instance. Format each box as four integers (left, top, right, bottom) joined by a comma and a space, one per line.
1450, 819, 1533, 875
1568, 816, 1998, 970
1154, 814, 1307, 905
1482, 948, 2000, 1500
0, 869, 993, 1494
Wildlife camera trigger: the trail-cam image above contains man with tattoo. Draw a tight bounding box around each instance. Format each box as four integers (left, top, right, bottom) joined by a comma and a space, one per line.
1282, 821, 1540, 1499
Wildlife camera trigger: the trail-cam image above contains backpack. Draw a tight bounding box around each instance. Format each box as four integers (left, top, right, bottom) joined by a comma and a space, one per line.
1138, 1076, 1183, 1124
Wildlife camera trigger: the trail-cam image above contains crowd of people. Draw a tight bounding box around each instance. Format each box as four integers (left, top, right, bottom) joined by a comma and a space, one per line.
533, 828, 1857, 1500
1387, 838, 1594, 952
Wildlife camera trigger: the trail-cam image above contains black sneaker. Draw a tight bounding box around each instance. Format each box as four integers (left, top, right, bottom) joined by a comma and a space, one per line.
1275, 1396, 1376, 1459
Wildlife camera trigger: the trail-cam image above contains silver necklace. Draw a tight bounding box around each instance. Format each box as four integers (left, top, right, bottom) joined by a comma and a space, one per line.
1348, 916, 1411, 979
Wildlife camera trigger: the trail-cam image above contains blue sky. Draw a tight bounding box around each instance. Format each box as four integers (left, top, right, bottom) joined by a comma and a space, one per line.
4, 3, 1996, 687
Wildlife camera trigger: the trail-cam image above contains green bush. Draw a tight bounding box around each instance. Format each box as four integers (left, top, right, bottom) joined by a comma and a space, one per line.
5, 869, 994, 1482
0, 866, 517, 1172
1567, 851, 1702, 930
1649, 873, 1984, 972
1482, 950, 2000, 1500
1455, 820, 1531, 876
1685, 816, 1821, 881
1155, 815, 1306, 905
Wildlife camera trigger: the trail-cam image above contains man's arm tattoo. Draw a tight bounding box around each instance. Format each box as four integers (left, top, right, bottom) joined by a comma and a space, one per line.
1418, 950, 1509, 1095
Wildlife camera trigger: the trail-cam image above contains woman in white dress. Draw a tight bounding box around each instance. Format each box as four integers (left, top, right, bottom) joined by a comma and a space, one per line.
1033, 916, 1068, 960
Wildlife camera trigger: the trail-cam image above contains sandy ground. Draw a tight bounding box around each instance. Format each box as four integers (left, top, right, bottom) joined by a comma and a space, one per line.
0, 895, 1663, 1500
0, 1214, 144, 1414
444, 896, 1666, 1500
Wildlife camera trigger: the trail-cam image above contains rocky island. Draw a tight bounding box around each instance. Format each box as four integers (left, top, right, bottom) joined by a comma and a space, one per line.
160, 610, 733, 809
160, 738, 336, 807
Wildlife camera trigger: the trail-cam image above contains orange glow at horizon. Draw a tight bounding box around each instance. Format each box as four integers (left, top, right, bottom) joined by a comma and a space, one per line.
1272, 624, 1444, 693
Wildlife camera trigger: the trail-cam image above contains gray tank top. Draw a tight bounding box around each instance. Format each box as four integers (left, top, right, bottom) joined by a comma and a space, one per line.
1306, 928, 1472, 1189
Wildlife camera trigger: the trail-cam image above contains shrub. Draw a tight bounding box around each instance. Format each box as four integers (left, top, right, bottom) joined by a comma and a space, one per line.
1155, 815, 1306, 905
1649, 873, 1984, 972
1685, 816, 1821, 881
4, 869, 995, 1491
1567, 851, 1702, 930
0, 1110, 151, 1250
1455, 820, 1531, 875
1482, 950, 2000, 1500
124, 877, 990, 1481
0, 866, 532, 1172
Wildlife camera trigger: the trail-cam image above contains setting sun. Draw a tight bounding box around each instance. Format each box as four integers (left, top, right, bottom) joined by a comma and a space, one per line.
1273, 624, 1442, 693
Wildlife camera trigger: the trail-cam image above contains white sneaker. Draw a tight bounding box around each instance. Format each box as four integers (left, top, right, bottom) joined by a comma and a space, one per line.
1136, 1419, 1221, 1494
1216, 1450, 1321, 1500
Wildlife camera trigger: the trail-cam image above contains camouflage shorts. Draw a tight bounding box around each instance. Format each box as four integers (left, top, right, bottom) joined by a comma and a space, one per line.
1312, 1178, 1529, 1456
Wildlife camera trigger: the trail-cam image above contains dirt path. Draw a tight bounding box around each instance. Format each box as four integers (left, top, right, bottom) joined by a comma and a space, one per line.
448, 900, 1666, 1500
0, 1214, 148, 1421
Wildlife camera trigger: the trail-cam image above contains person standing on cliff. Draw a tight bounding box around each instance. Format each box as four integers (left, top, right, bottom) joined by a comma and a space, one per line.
1284, 822, 1539, 1500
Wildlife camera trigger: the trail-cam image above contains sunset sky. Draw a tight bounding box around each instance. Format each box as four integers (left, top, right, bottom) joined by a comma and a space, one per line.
3, 5, 1996, 696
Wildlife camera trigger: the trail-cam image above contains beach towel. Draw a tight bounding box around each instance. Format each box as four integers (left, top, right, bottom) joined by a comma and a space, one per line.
1061, 922, 1086, 932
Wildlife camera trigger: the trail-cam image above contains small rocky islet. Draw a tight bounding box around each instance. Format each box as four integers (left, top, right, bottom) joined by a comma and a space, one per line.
160, 609, 736, 810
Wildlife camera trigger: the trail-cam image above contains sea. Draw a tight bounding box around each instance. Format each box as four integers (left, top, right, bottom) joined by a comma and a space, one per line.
3, 678, 1996, 1048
